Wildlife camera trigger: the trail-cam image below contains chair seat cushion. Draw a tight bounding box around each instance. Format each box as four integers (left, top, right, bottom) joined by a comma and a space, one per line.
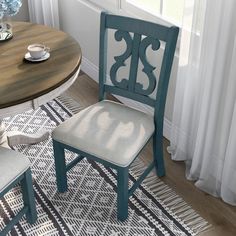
0, 147, 30, 192
52, 100, 154, 167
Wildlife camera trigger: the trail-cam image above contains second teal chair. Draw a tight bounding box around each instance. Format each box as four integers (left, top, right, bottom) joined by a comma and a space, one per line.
0, 147, 37, 235
52, 12, 179, 221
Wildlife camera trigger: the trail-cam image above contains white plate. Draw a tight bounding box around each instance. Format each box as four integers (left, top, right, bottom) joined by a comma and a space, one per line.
24, 52, 50, 62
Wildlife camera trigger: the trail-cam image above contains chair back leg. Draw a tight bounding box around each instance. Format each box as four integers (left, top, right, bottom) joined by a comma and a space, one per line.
53, 140, 68, 192
117, 167, 129, 221
153, 131, 165, 177
21, 169, 37, 224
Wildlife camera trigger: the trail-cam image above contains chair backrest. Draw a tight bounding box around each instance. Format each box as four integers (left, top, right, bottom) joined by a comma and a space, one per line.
99, 12, 179, 134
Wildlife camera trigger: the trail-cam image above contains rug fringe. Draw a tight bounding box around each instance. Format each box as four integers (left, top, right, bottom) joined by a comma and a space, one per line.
130, 158, 212, 235
57, 94, 83, 114
97, 163, 170, 236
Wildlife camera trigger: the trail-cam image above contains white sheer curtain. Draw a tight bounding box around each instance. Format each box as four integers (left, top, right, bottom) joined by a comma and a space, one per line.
28, 0, 59, 28
169, 0, 236, 205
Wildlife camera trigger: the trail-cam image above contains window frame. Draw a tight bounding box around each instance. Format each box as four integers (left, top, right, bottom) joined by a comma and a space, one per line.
86, 0, 182, 49
87, 0, 182, 27
120, 0, 174, 27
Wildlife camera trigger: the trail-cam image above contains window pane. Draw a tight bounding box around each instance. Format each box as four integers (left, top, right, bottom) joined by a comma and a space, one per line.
163, 0, 185, 24
127, 0, 161, 15
125, 0, 185, 25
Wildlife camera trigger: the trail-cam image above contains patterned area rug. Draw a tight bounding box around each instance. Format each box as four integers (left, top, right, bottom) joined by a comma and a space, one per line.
0, 97, 209, 236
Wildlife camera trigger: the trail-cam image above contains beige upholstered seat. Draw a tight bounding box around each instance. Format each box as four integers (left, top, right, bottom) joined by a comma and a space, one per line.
0, 147, 30, 192
52, 100, 154, 167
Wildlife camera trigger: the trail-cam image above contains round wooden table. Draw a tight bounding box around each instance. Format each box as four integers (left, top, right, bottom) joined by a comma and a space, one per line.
0, 22, 82, 148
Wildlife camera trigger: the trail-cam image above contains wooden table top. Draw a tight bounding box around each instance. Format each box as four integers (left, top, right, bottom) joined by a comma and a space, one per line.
0, 22, 82, 109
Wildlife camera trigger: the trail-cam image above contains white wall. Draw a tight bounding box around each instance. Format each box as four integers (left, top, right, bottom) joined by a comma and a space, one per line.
12, 0, 29, 21
58, 0, 178, 139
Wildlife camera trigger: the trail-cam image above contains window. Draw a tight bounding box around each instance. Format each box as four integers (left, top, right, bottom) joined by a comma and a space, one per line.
87, 0, 185, 27
121, 0, 185, 26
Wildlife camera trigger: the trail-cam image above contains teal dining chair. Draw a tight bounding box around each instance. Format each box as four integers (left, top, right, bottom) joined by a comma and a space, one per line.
52, 12, 179, 221
0, 147, 37, 235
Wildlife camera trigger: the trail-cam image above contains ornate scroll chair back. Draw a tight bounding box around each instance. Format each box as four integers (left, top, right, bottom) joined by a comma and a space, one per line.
52, 12, 179, 221
0, 147, 37, 235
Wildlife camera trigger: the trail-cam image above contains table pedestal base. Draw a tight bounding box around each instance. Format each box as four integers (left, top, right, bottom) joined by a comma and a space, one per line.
7, 131, 50, 147
0, 123, 10, 148
0, 123, 49, 148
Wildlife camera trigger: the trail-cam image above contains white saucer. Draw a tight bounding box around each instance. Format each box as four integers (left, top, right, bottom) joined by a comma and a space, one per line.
24, 52, 50, 62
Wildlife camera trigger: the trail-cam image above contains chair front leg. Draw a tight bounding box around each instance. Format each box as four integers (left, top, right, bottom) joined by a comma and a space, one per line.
53, 140, 68, 192
153, 131, 165, 177
21, 169, 37, 224
117, 167, 129, 221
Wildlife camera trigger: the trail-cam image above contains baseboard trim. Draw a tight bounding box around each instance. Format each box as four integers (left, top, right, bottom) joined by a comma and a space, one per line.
81, 57, 99, 81
81, 57, 172, 140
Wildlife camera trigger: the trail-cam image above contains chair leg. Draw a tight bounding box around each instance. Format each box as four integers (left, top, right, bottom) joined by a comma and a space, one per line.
117, 167, 129, 221
153, 132, 165, 177
21, 169, 37, 224
53, 140, 68, 192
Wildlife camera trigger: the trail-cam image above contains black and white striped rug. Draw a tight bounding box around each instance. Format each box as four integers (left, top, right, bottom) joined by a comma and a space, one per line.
0, 97, 209, 235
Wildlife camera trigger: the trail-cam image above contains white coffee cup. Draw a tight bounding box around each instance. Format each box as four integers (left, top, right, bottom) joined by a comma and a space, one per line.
27, 44, 50, 59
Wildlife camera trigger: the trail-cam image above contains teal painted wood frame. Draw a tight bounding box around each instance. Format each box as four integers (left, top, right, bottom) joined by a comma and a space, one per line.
0, 168, 37, 235
53, 12, 179, 221
99, 12, 179, 177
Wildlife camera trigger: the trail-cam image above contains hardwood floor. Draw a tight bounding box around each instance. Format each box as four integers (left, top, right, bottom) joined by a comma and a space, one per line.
65, 73, 236, 236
